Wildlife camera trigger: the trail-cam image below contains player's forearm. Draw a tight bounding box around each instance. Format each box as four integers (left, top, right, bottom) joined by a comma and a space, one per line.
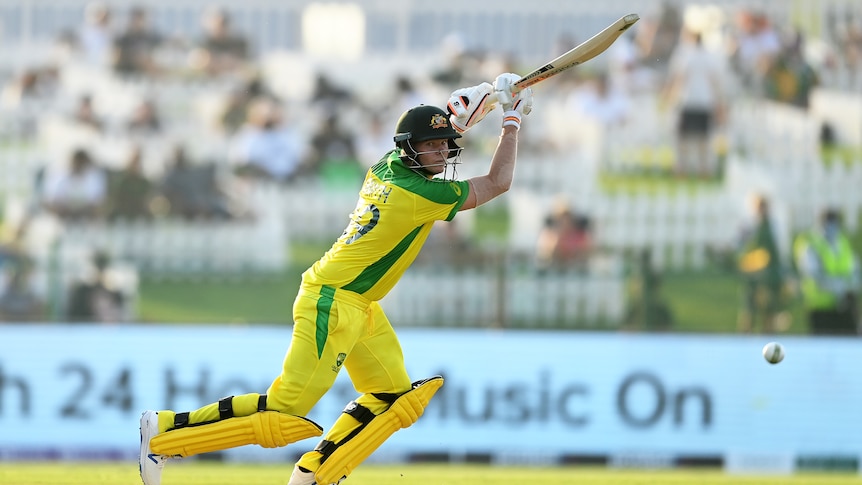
463, 127, 518, 209
485, 126, 519, 194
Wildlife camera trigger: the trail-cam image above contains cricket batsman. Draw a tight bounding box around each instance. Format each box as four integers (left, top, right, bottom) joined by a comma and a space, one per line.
139, 72, 533, 485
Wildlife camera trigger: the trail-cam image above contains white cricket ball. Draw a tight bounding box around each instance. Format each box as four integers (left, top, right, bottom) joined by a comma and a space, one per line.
762, 341, 785, 364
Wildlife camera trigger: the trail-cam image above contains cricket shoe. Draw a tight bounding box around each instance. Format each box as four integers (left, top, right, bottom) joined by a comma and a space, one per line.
286, 465, 345, 485
139, 410, 175, 485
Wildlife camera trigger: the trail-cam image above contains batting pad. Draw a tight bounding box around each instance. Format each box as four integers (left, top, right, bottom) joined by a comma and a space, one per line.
150, 411, 323, 458
315, 376, 443, 485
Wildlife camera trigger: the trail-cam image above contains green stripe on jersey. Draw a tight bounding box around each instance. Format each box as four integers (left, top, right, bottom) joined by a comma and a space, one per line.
314, 286, 336, 358
342, 225, 423, 294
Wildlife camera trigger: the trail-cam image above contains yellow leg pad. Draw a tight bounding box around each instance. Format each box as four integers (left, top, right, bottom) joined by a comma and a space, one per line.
150, 412, 323, 458
316, 376, 443, 485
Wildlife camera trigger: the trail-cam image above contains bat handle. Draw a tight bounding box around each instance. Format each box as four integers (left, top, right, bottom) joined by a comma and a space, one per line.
487, 82, 524, 109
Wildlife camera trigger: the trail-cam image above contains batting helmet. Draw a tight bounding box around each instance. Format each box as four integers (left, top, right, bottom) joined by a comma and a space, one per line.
393, 105, 461, 152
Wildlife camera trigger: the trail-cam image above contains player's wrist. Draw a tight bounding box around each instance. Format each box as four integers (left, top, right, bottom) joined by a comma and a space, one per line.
501, 110, 521, 130
500, 125, 519, 138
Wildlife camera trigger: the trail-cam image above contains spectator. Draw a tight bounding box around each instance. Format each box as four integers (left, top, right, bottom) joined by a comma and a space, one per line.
41, 148, 108, 221
634, 0, 683, 73
1, 67, 58, 109
106, 144, 156, 221
0, 67, 59, 137
66, 250, 126, 323
304, 113, 363, 187
836, 20, 862, 70
729, 10, 782, 93
762, 31, 819, 109
126, 98, 162, 136
0, 256, 45, 322
78, 1, 114, 67
159, 144, 231, 220
188, 8, 250, 76
535, 200, 594, 273
662, 28, 725, 179
736, 195, 788, 333
356, 111, 396, 169
218, 74, 279, 135
227, 98, 306, 183
111, 6, 163, 76
308, 72, 354, 115
72, 93, 104, 133
794, 208, 861, 335
219, 87, 252, 135
624, 248, 675, 332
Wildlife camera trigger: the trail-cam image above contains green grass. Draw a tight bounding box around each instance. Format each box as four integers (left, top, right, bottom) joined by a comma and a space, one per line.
135, 263, 805, 332
1, 463, 860, 485
659, 270, 807, 334
821, 144, 862, 166
137, 275, 299, 324
136, 243, 324, 324
136, 262, 809, 333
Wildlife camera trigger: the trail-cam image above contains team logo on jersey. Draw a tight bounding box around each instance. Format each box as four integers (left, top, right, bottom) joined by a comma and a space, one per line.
332, 352, 347, 372
429, 113, 449, 129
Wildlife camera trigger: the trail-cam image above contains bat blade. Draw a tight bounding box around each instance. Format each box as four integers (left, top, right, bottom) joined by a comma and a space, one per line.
513, 13, 640, 93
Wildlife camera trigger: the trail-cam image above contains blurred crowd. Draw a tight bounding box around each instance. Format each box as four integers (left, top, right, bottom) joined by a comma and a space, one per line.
0, 2, 860, 330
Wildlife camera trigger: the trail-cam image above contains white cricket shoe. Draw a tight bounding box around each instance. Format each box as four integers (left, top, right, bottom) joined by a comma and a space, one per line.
139, 410, 169, 485
286, 465, 346, 485
287, 465, 317, 485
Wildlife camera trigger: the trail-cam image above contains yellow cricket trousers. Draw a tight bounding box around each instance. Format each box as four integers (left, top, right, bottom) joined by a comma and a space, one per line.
265, 284, 413, 416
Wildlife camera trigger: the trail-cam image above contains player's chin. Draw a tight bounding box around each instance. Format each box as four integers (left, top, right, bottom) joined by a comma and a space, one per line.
426, 163, 446, 174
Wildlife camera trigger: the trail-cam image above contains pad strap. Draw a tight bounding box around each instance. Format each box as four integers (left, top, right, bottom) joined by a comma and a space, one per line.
174, 395, 267, 430
344, 401, 376, 425
174, 412, 190, 428
218, 396, 234, 419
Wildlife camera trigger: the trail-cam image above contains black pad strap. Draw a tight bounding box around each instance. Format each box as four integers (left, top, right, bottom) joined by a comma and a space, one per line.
218, 396, 234, 420
315, 439, 338, 460
257, 394, 267, 412
174, 412, 190, 428
371, 392, 400, 404
343, 401, 375, 425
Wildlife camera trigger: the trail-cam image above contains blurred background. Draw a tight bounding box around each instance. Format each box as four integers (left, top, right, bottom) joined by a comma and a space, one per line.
1, 0, 862, 476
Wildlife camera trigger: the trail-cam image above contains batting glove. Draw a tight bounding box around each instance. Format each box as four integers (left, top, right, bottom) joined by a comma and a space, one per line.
447, 82, 495, 134
494, 73, 533, 130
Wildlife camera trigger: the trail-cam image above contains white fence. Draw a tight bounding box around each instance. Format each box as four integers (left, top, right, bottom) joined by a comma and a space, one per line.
56, 214, 287, 275
383, 265, 625, 328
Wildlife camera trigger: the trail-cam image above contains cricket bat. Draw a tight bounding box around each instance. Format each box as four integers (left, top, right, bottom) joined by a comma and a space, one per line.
490, 13, 640, 104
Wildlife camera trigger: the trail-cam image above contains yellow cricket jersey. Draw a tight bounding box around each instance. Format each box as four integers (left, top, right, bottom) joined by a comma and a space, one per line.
302, 150, 470, 301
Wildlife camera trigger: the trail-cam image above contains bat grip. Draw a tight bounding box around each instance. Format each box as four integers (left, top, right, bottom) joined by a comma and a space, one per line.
487, 82, 524, 108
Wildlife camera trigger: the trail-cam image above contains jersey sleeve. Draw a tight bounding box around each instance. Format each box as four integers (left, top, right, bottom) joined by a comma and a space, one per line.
412, 179, 470, 223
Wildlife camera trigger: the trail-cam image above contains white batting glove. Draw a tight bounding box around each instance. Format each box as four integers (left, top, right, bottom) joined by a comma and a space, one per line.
447, 82, 495, 134
494, 73, 533, 130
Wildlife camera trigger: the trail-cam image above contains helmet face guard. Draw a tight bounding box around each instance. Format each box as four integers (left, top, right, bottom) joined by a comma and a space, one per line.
394, 105, 463, 179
